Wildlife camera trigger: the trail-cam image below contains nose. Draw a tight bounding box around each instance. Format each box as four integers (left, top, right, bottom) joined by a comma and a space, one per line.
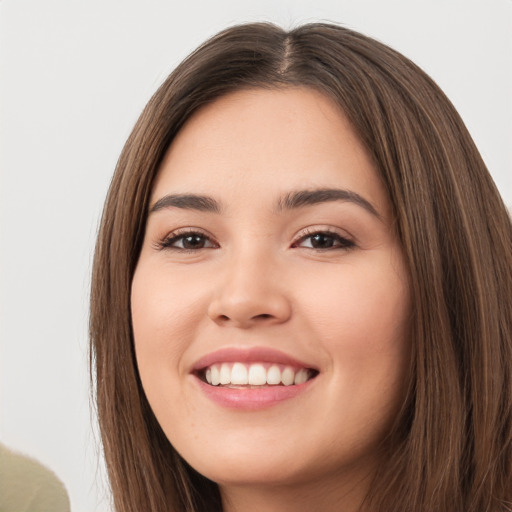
207, 252, 292, 329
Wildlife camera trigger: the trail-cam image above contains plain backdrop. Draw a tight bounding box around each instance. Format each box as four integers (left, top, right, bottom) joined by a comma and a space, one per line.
1, 0, 511, 510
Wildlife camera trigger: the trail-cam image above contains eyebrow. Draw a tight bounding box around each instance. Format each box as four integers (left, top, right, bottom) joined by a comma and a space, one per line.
150, 194, 221, 214
149, 188, 381, 219
276, 188, 381, 219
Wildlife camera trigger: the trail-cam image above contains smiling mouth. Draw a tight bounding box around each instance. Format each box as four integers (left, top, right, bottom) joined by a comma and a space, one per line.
198, 362, 319, 387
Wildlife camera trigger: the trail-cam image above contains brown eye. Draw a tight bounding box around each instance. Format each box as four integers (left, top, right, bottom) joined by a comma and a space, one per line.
181, 234, 208, 249
158, 231, 218, 251
294, 231, 355, 250
309, 233, 336, 249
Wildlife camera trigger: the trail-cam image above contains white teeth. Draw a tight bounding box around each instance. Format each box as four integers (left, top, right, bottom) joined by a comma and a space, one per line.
211, 365, 220, 386
266, 365, 282, 385
219, 363, 231, 385
248, 364, 267, 385
281, 367, 295, 386
294, 368, 309, 385
202, 362, 314, 387
231, 363, 248, 385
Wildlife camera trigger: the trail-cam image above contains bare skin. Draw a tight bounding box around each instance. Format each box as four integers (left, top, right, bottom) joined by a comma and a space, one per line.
131, 87, 411, 512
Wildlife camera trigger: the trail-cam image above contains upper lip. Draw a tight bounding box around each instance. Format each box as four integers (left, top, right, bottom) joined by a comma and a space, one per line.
191, 346, 318, 372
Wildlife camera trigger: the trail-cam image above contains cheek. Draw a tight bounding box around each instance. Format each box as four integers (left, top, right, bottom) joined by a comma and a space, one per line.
297, 255, 411, 404
300, 257, 409, 342
131, 265, 204, 381
130, 265, 209, 440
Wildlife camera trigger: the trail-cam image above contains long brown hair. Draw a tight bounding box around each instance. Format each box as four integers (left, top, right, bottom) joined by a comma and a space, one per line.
90, 22, 512, 512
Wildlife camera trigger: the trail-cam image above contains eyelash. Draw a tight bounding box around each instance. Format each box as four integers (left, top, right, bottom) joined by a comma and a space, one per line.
156, 228, 355, 253
291, 228, 356, 251
155, 229, 218, 252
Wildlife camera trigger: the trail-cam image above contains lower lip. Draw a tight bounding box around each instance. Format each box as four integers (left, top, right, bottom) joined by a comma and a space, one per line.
195, 377, 315, 410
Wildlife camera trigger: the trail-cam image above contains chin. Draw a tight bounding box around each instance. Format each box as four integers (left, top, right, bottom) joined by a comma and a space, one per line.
177, 433, 377, 492
198, 459, 312, 489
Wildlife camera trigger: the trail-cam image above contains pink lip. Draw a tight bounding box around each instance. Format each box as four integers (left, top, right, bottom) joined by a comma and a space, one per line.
191, 346, 318, 410
192, 346, 316, 371
195, 378, 315, 410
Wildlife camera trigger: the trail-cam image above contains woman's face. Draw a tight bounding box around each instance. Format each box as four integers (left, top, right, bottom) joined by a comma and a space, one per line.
131, 88, 411, 495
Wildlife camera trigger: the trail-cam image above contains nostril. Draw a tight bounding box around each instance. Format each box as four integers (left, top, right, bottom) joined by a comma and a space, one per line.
220, 313, 272, 322
208, 294, 292, 327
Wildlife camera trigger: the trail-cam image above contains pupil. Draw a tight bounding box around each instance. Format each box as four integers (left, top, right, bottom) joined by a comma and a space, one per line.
311, 234, 334, 248
183, 235, 204, 249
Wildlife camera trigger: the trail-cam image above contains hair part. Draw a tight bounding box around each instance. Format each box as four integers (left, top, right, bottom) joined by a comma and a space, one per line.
90, 22, 512, 512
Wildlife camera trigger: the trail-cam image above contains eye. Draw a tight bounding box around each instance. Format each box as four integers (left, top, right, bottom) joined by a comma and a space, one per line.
292, 230, 355, 250
157, 230, 218, 251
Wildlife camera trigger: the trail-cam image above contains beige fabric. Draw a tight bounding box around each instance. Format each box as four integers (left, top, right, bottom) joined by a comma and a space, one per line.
0, 443, 70, 512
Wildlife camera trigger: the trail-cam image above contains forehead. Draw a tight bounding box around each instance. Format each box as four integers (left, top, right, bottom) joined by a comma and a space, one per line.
151, 87, 389, 217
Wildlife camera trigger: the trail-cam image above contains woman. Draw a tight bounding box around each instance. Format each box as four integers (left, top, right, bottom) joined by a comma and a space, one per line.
90, 23, 512, 512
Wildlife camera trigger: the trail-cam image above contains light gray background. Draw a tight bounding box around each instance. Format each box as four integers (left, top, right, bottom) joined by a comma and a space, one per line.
1, 1, 511, 510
